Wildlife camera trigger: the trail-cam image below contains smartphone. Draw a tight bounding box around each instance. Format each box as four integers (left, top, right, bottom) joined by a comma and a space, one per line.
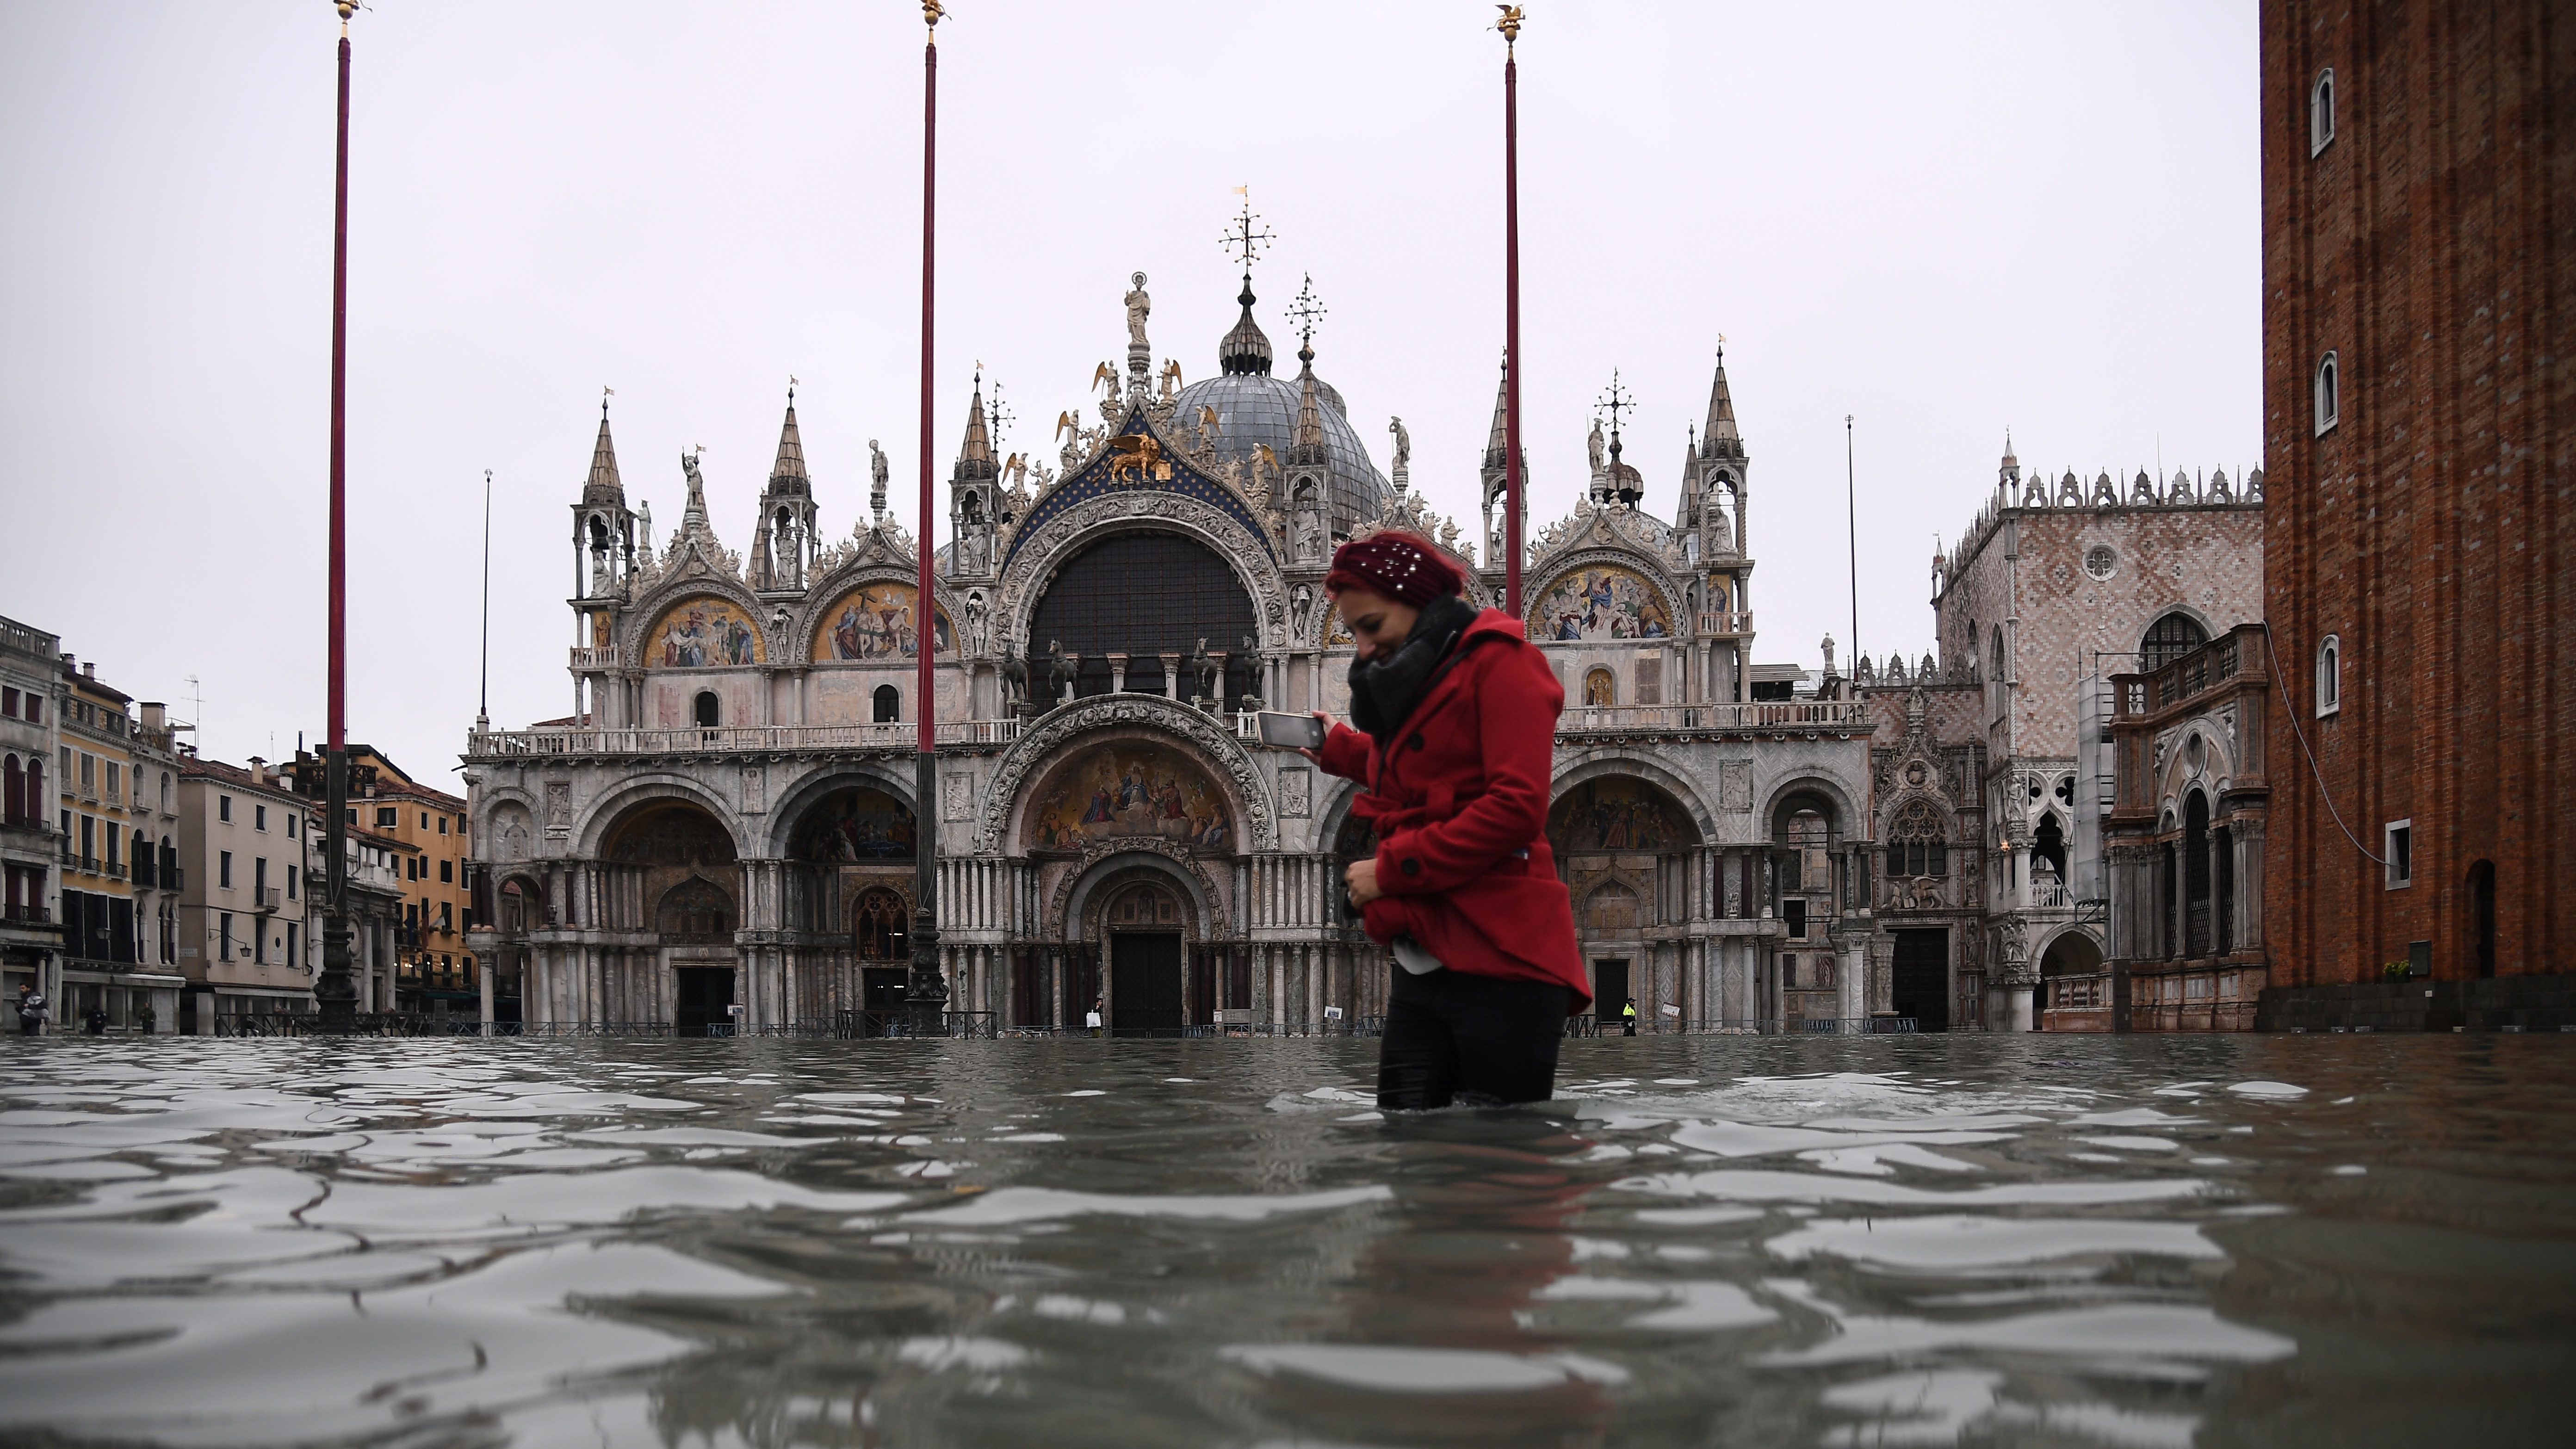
1257, 711, 1325, 750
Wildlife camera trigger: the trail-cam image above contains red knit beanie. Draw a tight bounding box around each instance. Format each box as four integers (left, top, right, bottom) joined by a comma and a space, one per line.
1325, 531, 1464, 606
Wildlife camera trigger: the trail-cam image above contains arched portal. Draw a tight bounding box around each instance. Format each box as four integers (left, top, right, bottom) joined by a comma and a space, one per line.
1102, 878, 1185, 1033
1550, 775, 1698, 1026
784, 784, 916, 947
1026, 532, 1258, 706
602, 799, 739, 1035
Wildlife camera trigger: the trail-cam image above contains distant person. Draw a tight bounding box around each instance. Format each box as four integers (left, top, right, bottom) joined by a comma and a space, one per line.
1622, 998, 1638, 1036
15, 985, 43, 1036
1304, 531, 1588, 1109
1085, 998, 1103, 1036
84, 1005, 106, 1035
136, 1001, 157, 1035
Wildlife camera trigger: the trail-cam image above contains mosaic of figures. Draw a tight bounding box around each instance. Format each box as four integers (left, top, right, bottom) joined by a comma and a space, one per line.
650, 596, 764, 668
1026, 743, 1232, 853
790, 786, 918, 863
813, 583, 954, 662
1530, 565, 1673, 642
1548, 777, 1693, 854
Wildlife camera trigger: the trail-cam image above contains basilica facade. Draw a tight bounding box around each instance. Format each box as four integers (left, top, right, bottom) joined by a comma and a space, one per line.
461, 274, 1882, 1036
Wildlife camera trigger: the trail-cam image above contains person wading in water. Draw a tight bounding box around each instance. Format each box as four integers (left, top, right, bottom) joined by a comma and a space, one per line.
1304, 531, 1588, 1108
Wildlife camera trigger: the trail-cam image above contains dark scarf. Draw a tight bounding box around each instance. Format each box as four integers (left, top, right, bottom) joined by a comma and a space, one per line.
1347, 594, 1479, 737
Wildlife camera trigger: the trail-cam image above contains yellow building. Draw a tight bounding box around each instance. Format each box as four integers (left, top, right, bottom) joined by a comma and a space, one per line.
55, 655, 183, 1032
293, 744, 477, 1018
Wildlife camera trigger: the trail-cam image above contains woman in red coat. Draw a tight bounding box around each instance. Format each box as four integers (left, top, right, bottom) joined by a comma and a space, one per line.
1307, 531, 1589, 1108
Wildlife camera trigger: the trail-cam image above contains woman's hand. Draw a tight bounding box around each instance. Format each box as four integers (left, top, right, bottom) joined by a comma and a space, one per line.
1296, 711, 1334, 766
1344, 856, 1383, 907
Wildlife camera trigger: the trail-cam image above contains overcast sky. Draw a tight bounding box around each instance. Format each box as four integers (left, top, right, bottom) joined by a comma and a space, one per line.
0, 1, 2258, 786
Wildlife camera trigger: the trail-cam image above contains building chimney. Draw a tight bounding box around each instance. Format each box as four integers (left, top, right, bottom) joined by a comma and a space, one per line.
248, 755, 266, 784
142, 702, 166, 731
82, 662, 96, 680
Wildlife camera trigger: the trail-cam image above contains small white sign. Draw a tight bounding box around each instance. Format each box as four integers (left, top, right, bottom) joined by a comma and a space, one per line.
1324, 1005, 1343, 1020
1660, 1003, 1682, 1018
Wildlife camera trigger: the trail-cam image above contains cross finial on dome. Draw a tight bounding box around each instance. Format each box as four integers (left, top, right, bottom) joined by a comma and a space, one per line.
1220, 186, 1275, 276
1287, 272, 1326, 356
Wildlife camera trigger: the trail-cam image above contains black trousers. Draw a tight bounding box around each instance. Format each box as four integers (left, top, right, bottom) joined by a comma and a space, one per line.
1377, 967, 1574, 1110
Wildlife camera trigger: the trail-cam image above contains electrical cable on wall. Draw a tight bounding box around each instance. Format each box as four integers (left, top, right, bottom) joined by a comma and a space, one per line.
2260, 621, 2385, 865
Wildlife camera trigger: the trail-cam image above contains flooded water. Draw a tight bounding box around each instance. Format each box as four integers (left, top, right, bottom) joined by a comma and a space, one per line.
2, 1036, 2570, 1449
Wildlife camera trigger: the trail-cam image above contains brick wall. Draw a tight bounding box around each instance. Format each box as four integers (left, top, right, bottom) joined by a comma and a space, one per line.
2261, 0, 2572, 985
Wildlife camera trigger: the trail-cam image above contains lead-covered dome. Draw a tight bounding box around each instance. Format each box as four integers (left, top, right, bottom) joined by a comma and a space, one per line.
1175, 278, 1387, 538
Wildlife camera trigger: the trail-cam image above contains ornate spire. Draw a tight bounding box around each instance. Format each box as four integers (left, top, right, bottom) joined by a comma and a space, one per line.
1598, 369, 1641, 507
954, 370, 997, 481
1702, 341, 1740, 451
581, 401, 624, 505
1288, 276, 1327, 466
1482, 355, 1512, 473
768, 385, 810, 493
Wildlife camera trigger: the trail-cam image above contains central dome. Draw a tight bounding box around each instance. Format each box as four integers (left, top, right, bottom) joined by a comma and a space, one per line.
1174, 372, 1388, 539
1176, 279, 1388, 539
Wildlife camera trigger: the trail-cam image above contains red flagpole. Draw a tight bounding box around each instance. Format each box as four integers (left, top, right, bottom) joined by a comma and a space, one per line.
319, 1, 358, 1032
909, 3, 948, 1033
1501, 16, 1525, 618
916, 19, 937, 748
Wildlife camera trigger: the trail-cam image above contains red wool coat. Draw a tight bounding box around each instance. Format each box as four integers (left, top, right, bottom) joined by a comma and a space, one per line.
1317, 608, 1590, 1012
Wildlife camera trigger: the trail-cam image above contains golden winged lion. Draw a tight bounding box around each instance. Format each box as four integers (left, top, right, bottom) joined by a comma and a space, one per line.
1105, 433, 1164, 484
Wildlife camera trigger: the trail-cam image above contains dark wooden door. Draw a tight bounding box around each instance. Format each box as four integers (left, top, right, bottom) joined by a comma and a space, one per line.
675, 966, 734, 1038
1112, 931, 1184, 1032
1892, 929, 1949, 1032
1592, 959, 1629, 1024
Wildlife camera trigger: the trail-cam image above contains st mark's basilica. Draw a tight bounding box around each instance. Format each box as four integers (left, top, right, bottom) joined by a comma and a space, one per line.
461, 266, 1893, 1036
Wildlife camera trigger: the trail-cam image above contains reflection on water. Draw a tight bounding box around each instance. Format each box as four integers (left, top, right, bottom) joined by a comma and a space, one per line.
2, 1036, 2570, 1447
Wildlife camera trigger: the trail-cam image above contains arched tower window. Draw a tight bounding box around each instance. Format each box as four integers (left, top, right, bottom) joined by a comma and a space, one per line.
2310, 68, 2335, 154
2315, 634, 2341, 716
2140, 613, 2208, 671
2315, 352, 2340, 434
694, 691, 720, 727
873, 685, 901, 723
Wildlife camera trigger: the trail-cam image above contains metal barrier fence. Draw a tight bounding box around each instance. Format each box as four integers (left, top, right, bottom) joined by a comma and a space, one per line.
201, 1013, 1913, 1041
998, 1017, 1391, 1040
1569, 1016, 1918, 1037
217, 1012, 493, 1038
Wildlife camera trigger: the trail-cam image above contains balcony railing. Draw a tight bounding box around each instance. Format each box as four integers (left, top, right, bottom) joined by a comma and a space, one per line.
1557, 700, 1871, 736
254, 887, 283, 912
1697, 610, 1754, 636
468, 700, 1870, 757
2048, 973, 2110, 1010
2, 904, 52, 925
569, 646, 620, 670
469, 718, 1028, 758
